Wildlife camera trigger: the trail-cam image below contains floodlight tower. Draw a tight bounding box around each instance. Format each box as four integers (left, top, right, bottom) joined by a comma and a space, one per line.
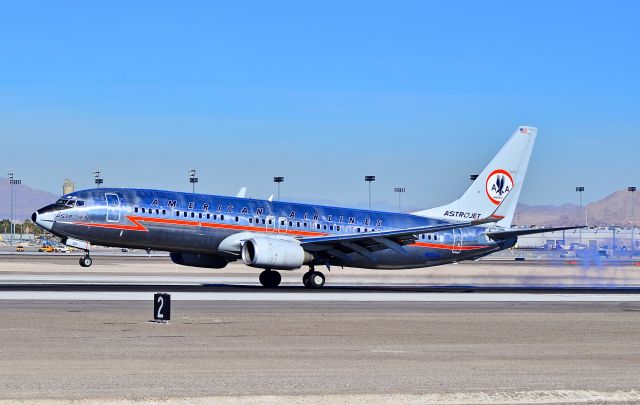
7, 172, 21, 245
365, 176, 376, 210
273, 177, 284, 201
394, 187, 406, 212
188, 169, 198, 193
93, 171, 103, 188
576, 186, 585, 246
630, 186, 637, 256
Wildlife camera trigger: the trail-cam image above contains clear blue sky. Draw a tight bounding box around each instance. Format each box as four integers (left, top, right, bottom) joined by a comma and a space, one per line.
1, 1, 639, 208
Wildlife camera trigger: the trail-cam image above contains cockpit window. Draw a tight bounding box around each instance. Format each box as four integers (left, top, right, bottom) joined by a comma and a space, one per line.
56, 198, 79, 207
76, 200, 85, 207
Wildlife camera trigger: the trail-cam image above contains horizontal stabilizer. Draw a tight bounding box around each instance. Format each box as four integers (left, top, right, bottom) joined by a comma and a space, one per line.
487, 226, 586, 240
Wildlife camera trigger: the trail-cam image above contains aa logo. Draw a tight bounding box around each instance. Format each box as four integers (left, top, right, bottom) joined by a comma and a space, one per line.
485, 169, 514, 205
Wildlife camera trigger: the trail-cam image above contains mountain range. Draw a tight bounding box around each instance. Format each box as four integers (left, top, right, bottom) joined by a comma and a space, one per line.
0, 178, 637, 227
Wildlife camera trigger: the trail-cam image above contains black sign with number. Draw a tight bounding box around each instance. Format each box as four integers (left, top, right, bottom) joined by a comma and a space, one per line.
154, 293, 171, 321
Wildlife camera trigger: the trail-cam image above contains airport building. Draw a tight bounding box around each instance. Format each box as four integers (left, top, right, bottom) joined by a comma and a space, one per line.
515, 226, 639, 252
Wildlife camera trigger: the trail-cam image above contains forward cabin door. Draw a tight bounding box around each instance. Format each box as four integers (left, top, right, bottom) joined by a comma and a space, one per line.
105, 193, 121, 222
452, 229, 462, 254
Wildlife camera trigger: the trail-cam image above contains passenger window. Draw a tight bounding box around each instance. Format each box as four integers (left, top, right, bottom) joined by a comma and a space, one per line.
162, 209, 166, 215
191, 212, 195, 218
280, 220, 285, 226
268, 219, 273, 225
214, 214, 217, 220
262, 219, 266, 224
329, 225, 333, 231
336, 226, 340, 231
235, 216, 239, 222
156, 209, 160, 214
297, 221, 300, 227
206, 213, 210, 219
289, 221, 293, 227
134, 207, 139, 213
221, 215, 225, 221
183, 212, 187, 218
357, 227, 361, 232
316, 224, 321, 230
303, 222, 307, 228
141, 208, 146, 213
249, 218, 253, 223
176, 211, 180, 217
364, 228, 367, 232
199, 213, 203, 219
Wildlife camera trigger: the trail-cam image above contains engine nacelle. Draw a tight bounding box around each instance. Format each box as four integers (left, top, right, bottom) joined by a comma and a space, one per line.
170, 252, 229, 269
241, 237, 313, 270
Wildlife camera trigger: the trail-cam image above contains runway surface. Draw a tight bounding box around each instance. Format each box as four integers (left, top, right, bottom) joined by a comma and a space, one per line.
2, 300, 640, 402
2, 256, 640, 402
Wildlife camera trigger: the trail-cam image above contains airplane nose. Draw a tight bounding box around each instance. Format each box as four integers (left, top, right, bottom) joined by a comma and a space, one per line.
33, 205, 55, 231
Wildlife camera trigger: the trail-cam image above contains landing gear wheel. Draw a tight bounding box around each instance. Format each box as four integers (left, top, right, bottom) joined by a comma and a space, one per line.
302, 271, 312, 287
259, 270, 281, 288
306, 271, 325, 289
79, 255, 92, 268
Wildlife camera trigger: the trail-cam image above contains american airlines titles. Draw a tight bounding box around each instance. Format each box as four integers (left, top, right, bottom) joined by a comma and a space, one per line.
149, 199, 383, 226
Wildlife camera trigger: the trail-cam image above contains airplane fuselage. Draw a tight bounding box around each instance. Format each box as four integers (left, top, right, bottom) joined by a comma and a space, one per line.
35, 188, 514, 270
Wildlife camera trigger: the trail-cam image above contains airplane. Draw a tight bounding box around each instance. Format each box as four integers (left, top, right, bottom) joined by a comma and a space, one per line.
33, 126, 580, 288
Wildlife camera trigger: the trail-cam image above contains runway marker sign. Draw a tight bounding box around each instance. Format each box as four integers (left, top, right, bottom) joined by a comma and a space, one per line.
154, 293, 171, 322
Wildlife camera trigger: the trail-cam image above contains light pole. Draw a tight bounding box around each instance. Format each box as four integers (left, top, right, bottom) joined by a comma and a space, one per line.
188, 169, 198, 193
576, 186, 585, 246
273, 177, 284, 200
394, 187, 405, 212
93, 171, 103, 188
630, 186, 637, 256
7, 172, 21, 246
365, 176, 376, 210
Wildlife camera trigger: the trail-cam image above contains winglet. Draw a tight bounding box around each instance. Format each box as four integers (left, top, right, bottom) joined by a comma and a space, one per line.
236, 187, 247, 198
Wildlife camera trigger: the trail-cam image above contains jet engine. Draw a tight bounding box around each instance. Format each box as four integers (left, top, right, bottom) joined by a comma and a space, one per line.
170, 252, 229, 269
241, 237, 313, 270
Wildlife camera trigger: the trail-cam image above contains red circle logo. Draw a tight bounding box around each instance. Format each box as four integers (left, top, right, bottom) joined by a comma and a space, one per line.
485, 169, 514, 205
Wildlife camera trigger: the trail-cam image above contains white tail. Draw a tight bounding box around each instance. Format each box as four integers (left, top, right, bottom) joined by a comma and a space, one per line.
413, 126, 537, 228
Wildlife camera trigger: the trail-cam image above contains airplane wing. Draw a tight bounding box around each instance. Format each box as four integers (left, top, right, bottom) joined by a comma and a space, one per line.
486, 226, 586, 240
300, 216, 501, 260
299, 190, 514, 262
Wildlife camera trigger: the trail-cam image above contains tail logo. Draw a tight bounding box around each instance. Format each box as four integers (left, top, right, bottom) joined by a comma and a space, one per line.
486, 169, 514, 205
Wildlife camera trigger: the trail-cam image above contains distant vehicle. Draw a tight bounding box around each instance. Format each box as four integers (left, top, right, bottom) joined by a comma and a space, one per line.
15, 245, 25, 252
54, 246, 70, 253
121, 248, 129, 253
39, 245, 54, 253
33, 126, 583, 288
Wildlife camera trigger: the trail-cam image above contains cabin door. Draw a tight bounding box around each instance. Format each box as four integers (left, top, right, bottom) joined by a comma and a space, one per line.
452, 228, 463, 254
105, 193, 121, 222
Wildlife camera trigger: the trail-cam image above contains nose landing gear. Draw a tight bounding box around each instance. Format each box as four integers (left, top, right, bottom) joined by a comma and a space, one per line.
79, 254, 93, 268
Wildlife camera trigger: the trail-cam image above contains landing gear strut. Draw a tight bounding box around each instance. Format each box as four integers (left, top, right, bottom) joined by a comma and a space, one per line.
79, 253, 92, 268
259, 269, 281, 288
303, 269, 325, 289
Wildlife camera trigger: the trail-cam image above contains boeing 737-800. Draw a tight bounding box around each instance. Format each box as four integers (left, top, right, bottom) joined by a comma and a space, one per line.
33, 126, 578, 288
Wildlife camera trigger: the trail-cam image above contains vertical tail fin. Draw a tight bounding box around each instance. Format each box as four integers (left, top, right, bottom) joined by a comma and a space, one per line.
413, 126, 537, 228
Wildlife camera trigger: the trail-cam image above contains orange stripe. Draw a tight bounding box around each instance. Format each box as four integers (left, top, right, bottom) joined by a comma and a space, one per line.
74, 215, 328, 237
412, 242, 486, 251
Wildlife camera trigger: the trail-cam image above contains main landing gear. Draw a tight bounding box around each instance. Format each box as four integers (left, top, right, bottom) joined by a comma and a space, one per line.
79, 253, 93, 268
257, 267, 326, 289
259, 269, 281, 288
303, 268, 325, 289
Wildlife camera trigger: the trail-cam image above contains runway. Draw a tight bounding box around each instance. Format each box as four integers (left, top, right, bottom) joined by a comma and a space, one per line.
2, 257, 640, 402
